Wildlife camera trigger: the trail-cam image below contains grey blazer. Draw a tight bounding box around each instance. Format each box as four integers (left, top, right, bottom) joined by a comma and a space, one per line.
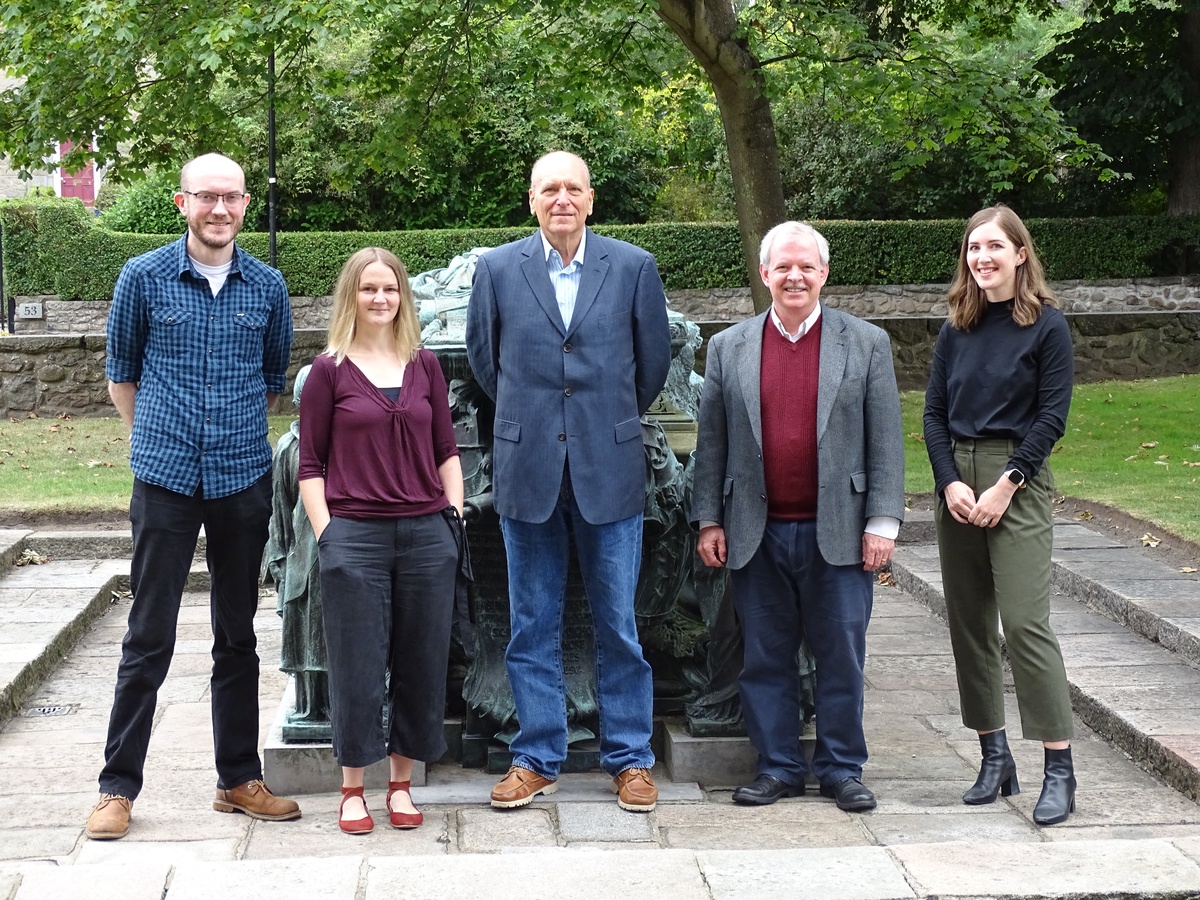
466, 230, 671, 525
690, 307, 905, 570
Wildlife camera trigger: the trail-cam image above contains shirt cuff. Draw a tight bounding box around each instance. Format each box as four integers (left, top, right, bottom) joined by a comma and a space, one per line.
105, 360, 141, 384
699, 520, 720, 530
264, 373, 288, 395
865, 516, 901, 540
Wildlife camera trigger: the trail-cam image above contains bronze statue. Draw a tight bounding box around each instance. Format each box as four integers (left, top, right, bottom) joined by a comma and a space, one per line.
263, 365, 331, 741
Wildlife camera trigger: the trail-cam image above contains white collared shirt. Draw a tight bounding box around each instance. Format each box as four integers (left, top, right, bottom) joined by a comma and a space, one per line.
540, 229, 586, 328
770, 302, 822, 342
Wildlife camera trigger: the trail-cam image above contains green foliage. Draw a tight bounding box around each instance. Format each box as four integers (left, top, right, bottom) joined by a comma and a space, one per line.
1038, 0, 1200, 214
98, 171, 184, 234
5, 198, 1200, 299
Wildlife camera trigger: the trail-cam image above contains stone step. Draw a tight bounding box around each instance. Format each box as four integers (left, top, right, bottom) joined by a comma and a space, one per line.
0, 529, 208, 728
5, 838, 1200, 900
892, 520, 1200, 803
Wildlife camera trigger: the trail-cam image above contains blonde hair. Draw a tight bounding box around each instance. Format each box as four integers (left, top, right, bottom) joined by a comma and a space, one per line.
947, 205, 1056, 331
324, 247, 420, 363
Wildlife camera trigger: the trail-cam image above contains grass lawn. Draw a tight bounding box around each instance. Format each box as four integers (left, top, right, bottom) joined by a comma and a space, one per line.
902, 373, 1199, 544
1, 374, 1196, 543
0, 415, 297, 521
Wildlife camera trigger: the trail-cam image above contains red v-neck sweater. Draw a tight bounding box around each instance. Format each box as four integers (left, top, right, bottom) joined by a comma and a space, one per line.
760, 316, 821, 520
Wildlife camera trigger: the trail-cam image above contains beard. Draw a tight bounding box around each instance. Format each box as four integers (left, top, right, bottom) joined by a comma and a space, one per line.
190, 217, 241, 250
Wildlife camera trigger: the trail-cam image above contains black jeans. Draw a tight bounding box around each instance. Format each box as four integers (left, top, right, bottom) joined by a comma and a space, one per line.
318, 512, 457, 769
99, 474, 272, 799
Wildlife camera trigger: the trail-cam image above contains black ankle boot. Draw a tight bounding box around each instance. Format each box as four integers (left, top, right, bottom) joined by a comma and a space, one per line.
1033, 746, 1076, 825
963, 729, 1020, 805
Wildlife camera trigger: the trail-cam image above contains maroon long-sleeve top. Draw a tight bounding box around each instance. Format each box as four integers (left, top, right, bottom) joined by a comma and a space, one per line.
298, 349, 459, 519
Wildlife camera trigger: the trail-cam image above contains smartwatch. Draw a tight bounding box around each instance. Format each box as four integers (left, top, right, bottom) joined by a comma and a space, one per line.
1004, 468, 1026, 488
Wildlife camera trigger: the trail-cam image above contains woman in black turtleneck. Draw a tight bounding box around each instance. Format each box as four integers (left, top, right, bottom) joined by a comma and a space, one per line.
923, 205, 1076, 825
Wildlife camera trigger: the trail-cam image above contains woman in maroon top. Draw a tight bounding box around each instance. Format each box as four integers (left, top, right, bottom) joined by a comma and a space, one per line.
299, 247, 463, 834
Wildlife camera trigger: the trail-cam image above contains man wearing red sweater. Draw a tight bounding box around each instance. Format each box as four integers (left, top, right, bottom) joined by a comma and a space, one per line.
691, 221, 905, 810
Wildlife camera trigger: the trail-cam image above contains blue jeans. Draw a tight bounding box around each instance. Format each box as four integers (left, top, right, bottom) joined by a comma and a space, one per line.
731, 519, 873, 787
100, 474, 271, 800
500, 487, 655, 779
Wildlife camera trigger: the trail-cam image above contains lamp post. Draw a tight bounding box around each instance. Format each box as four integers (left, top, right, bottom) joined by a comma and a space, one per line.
268, 48, 278, 268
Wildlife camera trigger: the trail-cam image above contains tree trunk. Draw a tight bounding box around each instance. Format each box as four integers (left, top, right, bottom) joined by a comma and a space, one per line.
1167, 4, 1200, 215
656, 0, 788, 313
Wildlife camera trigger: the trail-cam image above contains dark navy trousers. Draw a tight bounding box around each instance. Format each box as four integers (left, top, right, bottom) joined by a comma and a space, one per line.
731, 519, 873, 788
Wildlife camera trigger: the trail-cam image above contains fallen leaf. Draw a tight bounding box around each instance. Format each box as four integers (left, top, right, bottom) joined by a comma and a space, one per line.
877, 571, 896, 586
1075, 510, 1093, 521
1124, 455, 1138, 461
1141, 533, 1161, 548
1181, 567, 1197, 574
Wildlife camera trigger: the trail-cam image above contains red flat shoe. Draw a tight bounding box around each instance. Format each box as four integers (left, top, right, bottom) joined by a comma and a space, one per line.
386, 780, 423, 829
339, 786, 374, 834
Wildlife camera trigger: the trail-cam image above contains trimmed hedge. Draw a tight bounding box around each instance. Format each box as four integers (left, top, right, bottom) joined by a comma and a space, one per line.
3, 198, 1199, 300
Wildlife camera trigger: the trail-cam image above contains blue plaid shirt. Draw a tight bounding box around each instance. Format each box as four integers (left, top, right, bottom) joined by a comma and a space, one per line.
106, 235, 294, 499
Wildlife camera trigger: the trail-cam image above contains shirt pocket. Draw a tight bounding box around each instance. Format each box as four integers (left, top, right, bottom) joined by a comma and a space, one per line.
230, 309, 269, 362
148, 307, 194, 358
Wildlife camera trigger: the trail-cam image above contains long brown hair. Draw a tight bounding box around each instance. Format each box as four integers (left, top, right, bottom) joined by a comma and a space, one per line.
947, 205, 1056, 331
324, 247, 420, 363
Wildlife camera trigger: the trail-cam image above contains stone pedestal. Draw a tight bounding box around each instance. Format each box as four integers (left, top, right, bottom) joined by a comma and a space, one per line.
660, 721, 815, 789
263, 679, 426, 794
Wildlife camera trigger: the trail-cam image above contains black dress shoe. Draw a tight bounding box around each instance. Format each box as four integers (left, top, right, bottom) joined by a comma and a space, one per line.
732, 774, 805, 806
819, 777, 876, 811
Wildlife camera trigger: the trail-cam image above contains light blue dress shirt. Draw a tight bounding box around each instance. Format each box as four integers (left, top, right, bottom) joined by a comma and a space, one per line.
540, 229, 586, 328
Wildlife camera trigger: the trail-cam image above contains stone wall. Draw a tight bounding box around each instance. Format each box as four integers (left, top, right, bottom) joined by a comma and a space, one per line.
12, 275, 1200, 335
669, 276, 1200, 322
0, 329, 328, 419
5, 277, 1199, 416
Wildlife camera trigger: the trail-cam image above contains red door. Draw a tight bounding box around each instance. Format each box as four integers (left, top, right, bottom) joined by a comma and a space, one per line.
59, 140, 96, 207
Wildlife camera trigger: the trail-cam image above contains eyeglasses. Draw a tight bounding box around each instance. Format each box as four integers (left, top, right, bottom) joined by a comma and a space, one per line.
181, 190, 247, 208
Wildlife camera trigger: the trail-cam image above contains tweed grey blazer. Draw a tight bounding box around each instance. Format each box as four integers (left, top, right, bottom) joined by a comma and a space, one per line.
690, 307, 905, 569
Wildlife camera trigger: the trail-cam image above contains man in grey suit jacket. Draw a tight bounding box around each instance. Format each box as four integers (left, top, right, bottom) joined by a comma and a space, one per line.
691, 221, 904, 811
466, 151, 671, 812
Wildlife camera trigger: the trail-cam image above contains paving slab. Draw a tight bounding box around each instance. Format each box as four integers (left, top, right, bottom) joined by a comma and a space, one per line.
1052, 524, 1127, 549
13, 861, 172, 900
556, 801, 656, 842
456, 806, 560, 851
699, 846, 915, 900
0, 826, 80, 861
243, 802, 450, 859
365, 849, 711, 900
864, 811, 1040, 845
169, 855, 363, 900
893, 838, 1200, 898
74, 837, 240, 865
4, 517, 1200, 898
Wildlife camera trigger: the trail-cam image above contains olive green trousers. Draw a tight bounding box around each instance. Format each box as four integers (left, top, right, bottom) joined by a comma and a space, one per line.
934, 438, 1074, 741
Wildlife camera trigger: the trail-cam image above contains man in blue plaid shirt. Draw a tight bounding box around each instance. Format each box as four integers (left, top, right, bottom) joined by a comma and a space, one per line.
87, 153, 300, 840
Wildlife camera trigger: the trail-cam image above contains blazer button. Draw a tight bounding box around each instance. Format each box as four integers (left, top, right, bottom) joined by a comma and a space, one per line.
558, 433, 567, 441
563, 343, 572, 352
564, 388, 572, 396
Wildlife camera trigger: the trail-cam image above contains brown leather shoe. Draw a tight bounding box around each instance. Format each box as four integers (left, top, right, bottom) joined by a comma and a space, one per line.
612, 767, 657, 812
85, 793, 132, 840
213, 779, 301, 821
490, 766, 558, 809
